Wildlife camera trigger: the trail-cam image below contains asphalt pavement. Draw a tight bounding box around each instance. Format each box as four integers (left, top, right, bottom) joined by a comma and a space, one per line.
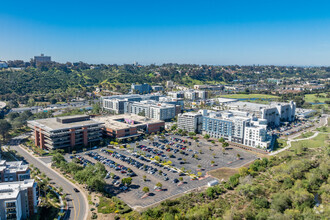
8, 136, 88, 220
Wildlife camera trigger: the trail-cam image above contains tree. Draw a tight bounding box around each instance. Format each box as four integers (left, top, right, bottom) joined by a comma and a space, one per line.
143, 187, 149, 194
171, 124, 177, 131
237, 154, 241, 160
238, 167, 249, 176
154, 156, 160, 161
179, 177, 183, 182
0, 119, 12, 143
197, 164, 202, 169
211, 161, 215, 166
122, 177, 132, 186
143, 175, 147, 182
271, 193, 292, 213
197, 172, 202, 177
219, 137, 225, 143
223, 142, 229, 148
204, 134, 210, 140
156, 182, 162, 189
188, 131, 196, 137
206, 187, 216, 199
27, 98, 35, 107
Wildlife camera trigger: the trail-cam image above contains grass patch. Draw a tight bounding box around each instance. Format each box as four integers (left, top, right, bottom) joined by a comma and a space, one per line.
304, 93, 329, 103
294, 131, 315, 139
98, 197, 131, 214
208, 167, 239, 181
218, 93, 279, 99
279, 133, 329, 157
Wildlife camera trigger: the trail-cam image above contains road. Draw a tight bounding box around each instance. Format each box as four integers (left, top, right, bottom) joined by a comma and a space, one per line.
8, 135, 88, 220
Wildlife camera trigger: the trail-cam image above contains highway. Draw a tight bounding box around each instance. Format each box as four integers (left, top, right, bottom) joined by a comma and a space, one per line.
8, 136, 88, 220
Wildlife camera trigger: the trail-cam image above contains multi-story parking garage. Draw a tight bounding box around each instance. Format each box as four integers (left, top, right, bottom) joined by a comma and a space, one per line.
28, 115, 104, 150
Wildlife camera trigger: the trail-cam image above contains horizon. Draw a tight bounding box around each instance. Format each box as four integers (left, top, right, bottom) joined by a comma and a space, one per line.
2, 0, 330, 65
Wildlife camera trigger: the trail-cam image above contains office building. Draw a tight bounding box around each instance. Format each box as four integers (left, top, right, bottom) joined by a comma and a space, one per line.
177, 112, 203, 133
166, 81, 174, 89
0, 179, 37, 220
0, 61, 8, 69
168, 91, 184, 99
101, 94, 161, 114
126, 101, 176, 121
0, 160, 30, 182
131, 83, 152, 94
94, 114, 165, 139
34, 54, 51, 65
152, 85, 164, 91
27, 115, 104, 150
226, 101, 296, 127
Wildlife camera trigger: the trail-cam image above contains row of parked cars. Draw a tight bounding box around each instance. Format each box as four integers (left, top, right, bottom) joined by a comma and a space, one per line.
85, 151, 136, 177
70, 155, 95, 167
102, 148, 183, 183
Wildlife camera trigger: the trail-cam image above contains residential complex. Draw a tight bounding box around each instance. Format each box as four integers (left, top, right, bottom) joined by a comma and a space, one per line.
177, 112, 203, 133
0, 160, 30, 182
94, 114, 165, 139
125, 101, 176, 121
27, 115, 104, 150
0, 179, 38, 220
201, 110, 271, 149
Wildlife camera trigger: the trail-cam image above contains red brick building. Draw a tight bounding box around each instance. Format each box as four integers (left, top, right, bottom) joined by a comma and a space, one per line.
94, 114, 165, 140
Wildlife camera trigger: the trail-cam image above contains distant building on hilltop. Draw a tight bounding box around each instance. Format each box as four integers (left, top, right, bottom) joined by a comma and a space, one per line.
131, 83, 152, 94
34, 54, 51, 65
0, 61, 8, 69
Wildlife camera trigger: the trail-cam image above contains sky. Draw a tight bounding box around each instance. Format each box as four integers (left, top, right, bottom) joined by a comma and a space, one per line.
1, 0, 330, 65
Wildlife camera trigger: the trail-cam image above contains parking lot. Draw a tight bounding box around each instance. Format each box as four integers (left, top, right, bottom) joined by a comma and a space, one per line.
65, 134, 257, 208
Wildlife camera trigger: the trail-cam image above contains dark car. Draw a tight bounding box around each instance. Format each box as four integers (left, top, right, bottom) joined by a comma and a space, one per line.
73, 188, 80, 193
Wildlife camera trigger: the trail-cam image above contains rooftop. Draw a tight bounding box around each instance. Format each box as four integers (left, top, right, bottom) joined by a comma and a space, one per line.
0, 179, 35, 200
27, 115, 104, 131
0, 161, 29, 173
94, 114, 164, 130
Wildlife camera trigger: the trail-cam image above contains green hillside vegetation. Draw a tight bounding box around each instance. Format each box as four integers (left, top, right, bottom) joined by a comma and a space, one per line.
219, 94, 279, 99
123, 128, 330, 219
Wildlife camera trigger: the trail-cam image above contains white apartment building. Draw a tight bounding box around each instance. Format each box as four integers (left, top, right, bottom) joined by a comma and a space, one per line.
0, 179, 38, 220
244, 120, 269, 149
184, 90, 208, 100
177, 112, 203, 133
201, 110, 271, 149
126, 101, 176, 121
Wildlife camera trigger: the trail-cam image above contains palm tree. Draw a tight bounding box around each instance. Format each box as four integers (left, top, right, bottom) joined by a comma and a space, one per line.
236, 154, 241, 160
